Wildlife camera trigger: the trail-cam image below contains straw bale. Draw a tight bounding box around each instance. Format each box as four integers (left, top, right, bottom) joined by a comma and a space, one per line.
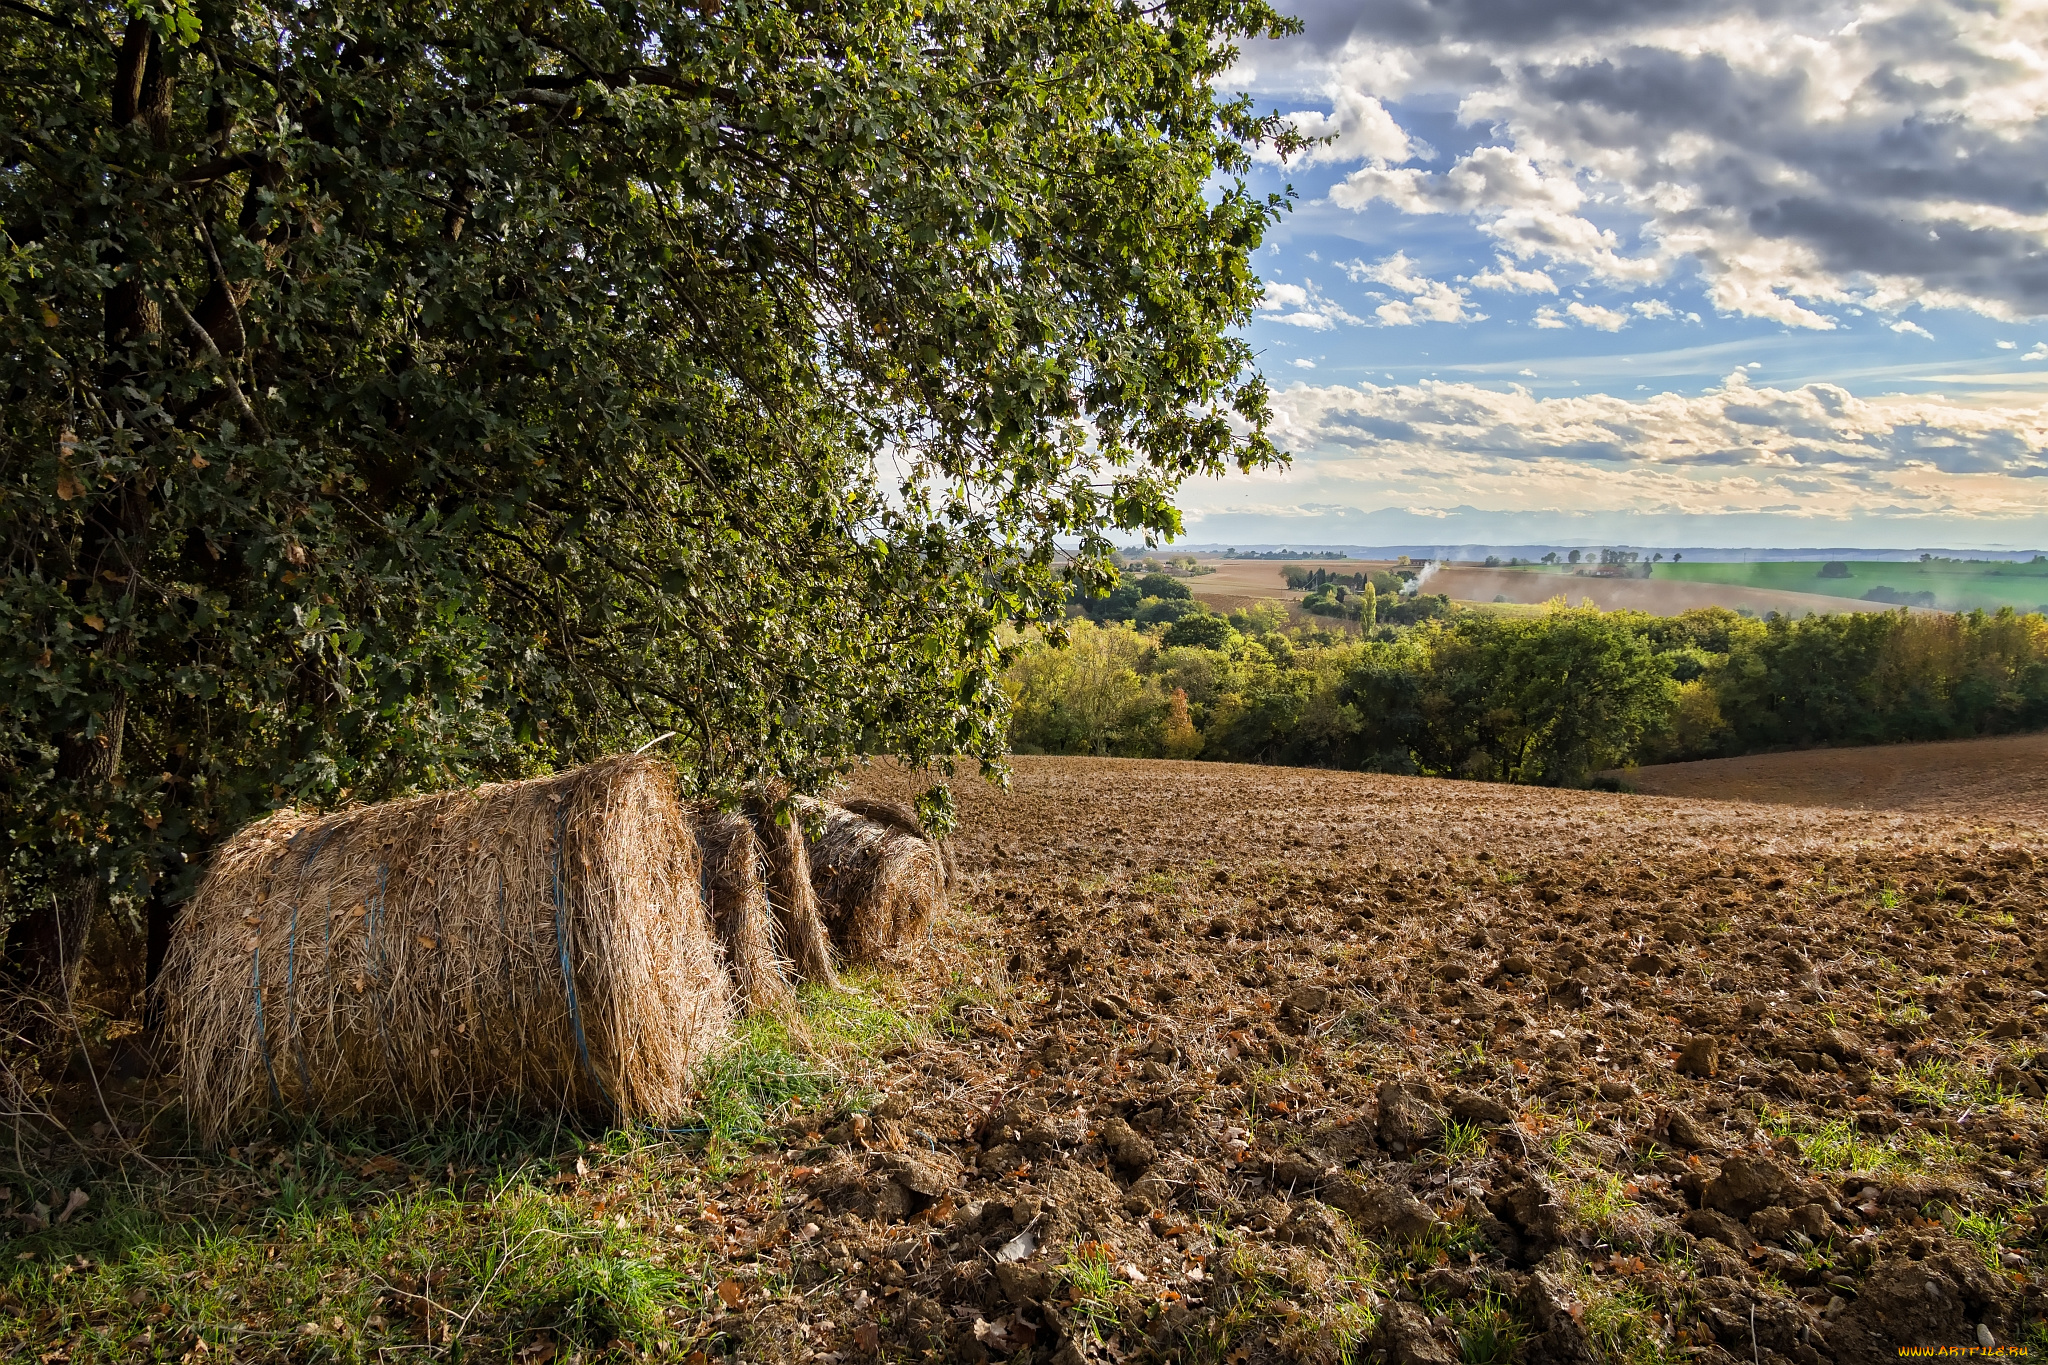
803, 799, 948, 965
697, 811, 796, 1015
162, 756, 732, 1139
746, 796, 839, 992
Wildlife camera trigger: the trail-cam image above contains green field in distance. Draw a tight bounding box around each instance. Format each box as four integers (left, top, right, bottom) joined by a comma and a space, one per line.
1654, 558, 2048, 613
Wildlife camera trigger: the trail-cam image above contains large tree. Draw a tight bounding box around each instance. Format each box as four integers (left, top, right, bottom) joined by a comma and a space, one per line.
0, 0, 1294, 995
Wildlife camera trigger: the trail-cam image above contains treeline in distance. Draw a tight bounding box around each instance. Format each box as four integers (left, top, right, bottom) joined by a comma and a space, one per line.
1006, 600, 2048, 787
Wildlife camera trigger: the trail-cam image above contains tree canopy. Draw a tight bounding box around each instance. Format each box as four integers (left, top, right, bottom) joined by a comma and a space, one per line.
0, 0, 1297, 987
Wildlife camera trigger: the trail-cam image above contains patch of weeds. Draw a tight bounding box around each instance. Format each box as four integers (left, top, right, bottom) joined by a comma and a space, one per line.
1059, 1240, 1132, 1340
802, 973, 928, 1057
1573, 1272, 1675, 1365
1565, 1174, 1637, 1228
1130, 871, 1177, 898
1316, 1294, 1379, 1362
684, 977, 928, 1157
0, 1163, 696, 1362
1440, 1118, 1487, 1164
688, 1011, 837, 1152
1953, 1210, 2011, 1271
1456, 1289, 1525, 1365
1545, 1117, 1592, 1163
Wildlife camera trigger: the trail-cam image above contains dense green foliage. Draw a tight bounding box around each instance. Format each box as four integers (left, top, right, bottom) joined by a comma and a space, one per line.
0, 0, 1298, 980
1006, 604, 2048, 786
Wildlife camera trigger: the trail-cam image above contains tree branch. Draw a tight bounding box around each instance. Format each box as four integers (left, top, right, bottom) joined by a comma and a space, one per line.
163, 287, 266, 439
0, 0, 103, 41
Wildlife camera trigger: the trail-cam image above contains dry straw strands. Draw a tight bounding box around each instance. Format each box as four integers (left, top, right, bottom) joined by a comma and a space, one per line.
163, 756, 731, 1139
747, 797, 840, 993
804, 798, 950, 965
697, 812, 795, 1016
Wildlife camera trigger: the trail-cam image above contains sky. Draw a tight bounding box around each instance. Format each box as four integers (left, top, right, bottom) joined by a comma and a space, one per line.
1175, 0, 2048, 551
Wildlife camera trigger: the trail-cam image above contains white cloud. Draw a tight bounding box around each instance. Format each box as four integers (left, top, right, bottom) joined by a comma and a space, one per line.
1340, 252, 1485, 326
1531, 306, 1569, 329
1260, 82, 1426, 168
1631, 299, 1675, 320
1998, 340, 2017, 349
2027, 345, 2048, 362
1249, 375, 2048, 523
1467, 257, 1557, 294
1259, 0, 2048, 325
1291, 358, 1318, 369
1565, 302, 1630, 332
1255, 278, 1362, 331
1890, 320, 1935, 339
1517, 368, 1537, 377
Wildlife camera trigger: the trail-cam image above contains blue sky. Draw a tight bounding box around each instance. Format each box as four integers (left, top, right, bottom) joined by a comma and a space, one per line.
1173, 0, 2048, 551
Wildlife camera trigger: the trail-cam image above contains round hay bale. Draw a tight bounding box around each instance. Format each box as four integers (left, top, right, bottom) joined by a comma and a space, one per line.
746, 796, 840, 993
697, 811, 796, 1015
162, 756, 731, 1140
803, 799, 948, 965
839, 797, 956, 891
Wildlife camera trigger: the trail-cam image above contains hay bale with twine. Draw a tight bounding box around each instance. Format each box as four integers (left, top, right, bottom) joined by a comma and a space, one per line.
162, 756, 732, 1139
746, 796, 840, 993
803, 798, 949, 965
697, 811, 796, 1016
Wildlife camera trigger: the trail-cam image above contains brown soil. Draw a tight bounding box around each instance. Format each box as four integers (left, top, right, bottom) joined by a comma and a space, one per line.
1621, 732, 2048, 826
26, 757, 2046, 1361
1433, 567, 1926, 619
705, 756, 2045, 1364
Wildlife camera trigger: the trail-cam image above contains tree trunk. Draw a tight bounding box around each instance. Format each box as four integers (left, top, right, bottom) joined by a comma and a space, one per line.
5, 702, 126, 1003
4, 21, 161, 1006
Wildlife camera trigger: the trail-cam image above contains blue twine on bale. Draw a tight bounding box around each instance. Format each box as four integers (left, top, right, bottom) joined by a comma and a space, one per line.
252, 943, 285, 1110
553, 801, 620, 1116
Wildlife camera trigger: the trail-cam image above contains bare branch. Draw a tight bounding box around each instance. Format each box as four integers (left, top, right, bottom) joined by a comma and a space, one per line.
163, 286, 267, 439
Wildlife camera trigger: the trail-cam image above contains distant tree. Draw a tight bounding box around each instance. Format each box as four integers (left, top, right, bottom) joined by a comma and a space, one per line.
1568, 550, 1583, 565
1137, 574, 1194, 601
1673, 552, 1684, 563
1163, 612, 1237, 650
1819, 562, 1853, 579
1543, 552, 1559, 565
1280, 567, 1311, 589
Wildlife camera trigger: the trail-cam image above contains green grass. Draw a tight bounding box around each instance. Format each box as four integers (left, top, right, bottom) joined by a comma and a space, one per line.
1572, 1272, 1676, 1365
1455, 1290, 1524, 1365
1058, 1240, 1132, 1340
1654, 558, 2048, 613
1767, 1115, 1981, 1177
0, 980, 926, 1362
1439, 1118, 1487, 1163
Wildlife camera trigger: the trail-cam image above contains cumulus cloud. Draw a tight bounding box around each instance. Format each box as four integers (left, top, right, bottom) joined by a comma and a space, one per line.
1565, 301, 1630, 331
1292, 358, 1318, 369
2028, 344, 2048, 362
1631, 299, 1675, 319
1341, 252, 1486, 325
1467, 257, 1558, 293
1532, 306, 1569, 329
1249, 373, 2048, 522
1248, 0, 2048, 324
1255, 279, 1362, 331
1890, 320, 1935, 339
1259, 80, 1429, 168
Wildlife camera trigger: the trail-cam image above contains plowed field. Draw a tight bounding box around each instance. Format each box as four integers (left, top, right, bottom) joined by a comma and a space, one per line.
782, 756, 2048, 1363
1619, 732, 2048, 825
